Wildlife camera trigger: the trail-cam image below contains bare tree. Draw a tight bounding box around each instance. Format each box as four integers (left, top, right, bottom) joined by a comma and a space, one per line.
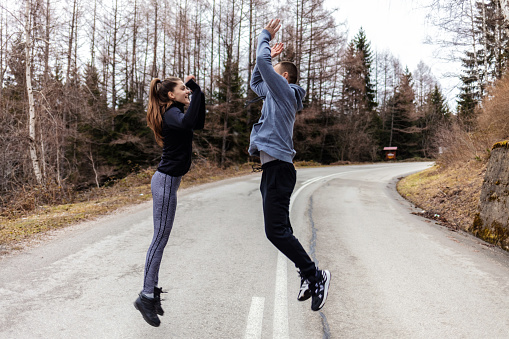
0, 9, 5, 101
24, 0, 43, 184
413, 60, 436, 112
151, 0, 158, 77
66, 0, 78, 84
111, 0, 119, 111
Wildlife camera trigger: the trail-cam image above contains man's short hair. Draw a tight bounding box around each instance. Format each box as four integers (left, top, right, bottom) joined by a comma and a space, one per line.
277, 61, 298, 84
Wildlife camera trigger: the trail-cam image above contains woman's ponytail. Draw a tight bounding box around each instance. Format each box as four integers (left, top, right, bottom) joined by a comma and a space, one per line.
147, 78, 164, 146
146, 77, 183, 147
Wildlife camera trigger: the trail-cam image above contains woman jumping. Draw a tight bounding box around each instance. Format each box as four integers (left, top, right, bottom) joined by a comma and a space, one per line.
134, 75, 205, 327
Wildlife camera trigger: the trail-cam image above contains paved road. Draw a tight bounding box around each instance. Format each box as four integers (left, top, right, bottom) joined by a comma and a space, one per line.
0, 163, 508, 338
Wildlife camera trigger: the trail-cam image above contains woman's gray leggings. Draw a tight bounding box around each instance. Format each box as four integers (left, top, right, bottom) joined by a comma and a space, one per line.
142, 171, 182, 295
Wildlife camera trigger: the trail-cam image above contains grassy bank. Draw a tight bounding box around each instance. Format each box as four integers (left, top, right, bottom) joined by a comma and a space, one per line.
397, 161, 486, 232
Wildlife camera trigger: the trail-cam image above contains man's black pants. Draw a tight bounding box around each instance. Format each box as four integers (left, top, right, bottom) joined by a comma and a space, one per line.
260, 160, 316, 279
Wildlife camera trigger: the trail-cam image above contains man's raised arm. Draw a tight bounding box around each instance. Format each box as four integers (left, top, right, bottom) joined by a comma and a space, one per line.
253, 19, 293, 98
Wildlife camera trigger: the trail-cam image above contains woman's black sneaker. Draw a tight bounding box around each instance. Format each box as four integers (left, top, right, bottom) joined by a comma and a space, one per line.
154, 287, 166, 316
311, 270, 331, 311
134, 293, 161, 327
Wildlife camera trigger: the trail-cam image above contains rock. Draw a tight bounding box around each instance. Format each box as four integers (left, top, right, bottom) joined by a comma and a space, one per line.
474, 142, 509, 250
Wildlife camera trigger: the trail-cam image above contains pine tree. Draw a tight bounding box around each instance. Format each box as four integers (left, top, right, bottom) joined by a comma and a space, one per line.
337, 28, 379, 161
341, 28, 377, 114
353, 28, 377, 111
457, 0, 509, 127
428, 85, 451, 122
387, 68, 421, 158
420, 84, 450, 157
457, 46, 485, 127
341, 41, 365, 115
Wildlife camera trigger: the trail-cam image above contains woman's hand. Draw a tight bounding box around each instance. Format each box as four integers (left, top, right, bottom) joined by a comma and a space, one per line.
185, 75, 196, 83
271, 43, 284, 58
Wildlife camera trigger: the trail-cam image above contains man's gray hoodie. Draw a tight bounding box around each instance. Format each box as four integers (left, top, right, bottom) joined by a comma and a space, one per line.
248, 29, 306, 163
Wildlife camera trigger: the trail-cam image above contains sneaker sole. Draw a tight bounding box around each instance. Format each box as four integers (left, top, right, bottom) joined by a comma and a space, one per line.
314, 270, 331, 311
134, 300, 161, 327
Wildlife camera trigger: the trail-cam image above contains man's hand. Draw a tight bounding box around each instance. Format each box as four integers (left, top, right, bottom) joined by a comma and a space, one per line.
185, 75, 196, 83
264, 19, 281, 41
271, 43, 284, 58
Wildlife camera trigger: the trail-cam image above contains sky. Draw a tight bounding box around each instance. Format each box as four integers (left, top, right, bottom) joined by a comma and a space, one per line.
324, 0, 462, 108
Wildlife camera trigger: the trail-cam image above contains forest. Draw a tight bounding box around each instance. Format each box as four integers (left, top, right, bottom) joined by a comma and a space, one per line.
3, 0, 484, 214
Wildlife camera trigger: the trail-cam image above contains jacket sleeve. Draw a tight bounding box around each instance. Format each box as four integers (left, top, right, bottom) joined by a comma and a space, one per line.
253, 29, 294, 100
193, 92, 206, 130
250, 63, 268, 97
163, 79, 203, 130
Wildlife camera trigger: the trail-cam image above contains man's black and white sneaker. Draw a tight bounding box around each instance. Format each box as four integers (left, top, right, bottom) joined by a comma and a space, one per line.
311, 270, 331, 311
297, 271, 312, 301
134, 293, 161, 327
154, 287, 166, 316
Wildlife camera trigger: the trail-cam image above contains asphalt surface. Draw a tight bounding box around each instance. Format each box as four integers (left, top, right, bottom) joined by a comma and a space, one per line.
0, 162, 508, 338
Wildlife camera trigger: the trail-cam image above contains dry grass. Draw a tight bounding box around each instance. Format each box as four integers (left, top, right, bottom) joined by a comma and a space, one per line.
0, 161, 254, 253
397, 160, 486, 231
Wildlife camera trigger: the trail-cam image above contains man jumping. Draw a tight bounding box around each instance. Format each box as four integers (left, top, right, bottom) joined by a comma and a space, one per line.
248, 18, 331, 311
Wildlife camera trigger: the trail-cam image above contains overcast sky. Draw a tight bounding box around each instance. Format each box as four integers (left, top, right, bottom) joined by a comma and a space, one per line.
324, 0, 462, 107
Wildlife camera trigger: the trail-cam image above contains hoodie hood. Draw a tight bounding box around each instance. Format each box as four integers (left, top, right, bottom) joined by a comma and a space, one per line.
290, 84, 306, 112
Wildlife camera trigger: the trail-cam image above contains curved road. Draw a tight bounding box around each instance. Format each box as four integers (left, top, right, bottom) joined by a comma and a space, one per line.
0, 163, 508, 338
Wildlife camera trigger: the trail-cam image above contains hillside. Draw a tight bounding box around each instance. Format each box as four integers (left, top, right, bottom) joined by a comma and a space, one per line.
397, 161, 486, 236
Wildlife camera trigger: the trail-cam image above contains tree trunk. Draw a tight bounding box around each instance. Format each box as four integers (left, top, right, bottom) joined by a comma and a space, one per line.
25, 0, 43, 184
481, 1, 489, 82
111, 0, 118, 127
91, 0, 97, 65
236, 0, 244, 62
210, 0, 216, 95
44, 0, 51, 83
131, 0, 137, 95
499, 0, 509, 35
185, 0, 190, 77
389, 107, 394, 147
494, 0, 505, 79
39, 126, 47, 178
217, 0, 222, 81
142, 11, 149, 99
176, 0, 182, 77
66, 0, 77, 83
0, 11, 4, 101
246, 0, 254, 126
151, 0, 158, 77
162, 0, 167, 79
468, 0, 483, 102
305, 16, 313, 103
88, 149, 99, 188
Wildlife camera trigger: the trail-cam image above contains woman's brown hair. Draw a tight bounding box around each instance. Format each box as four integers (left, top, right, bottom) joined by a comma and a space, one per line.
147, 77, 182, 146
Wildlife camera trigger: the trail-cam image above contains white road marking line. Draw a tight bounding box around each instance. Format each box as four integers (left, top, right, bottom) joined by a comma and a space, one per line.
292, 169, 377, 209
291, 176, 324, 210
273, 253, 289, 339
271, 173, 340, 339
245, 297, 265, 339
271, 168, 372, 339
